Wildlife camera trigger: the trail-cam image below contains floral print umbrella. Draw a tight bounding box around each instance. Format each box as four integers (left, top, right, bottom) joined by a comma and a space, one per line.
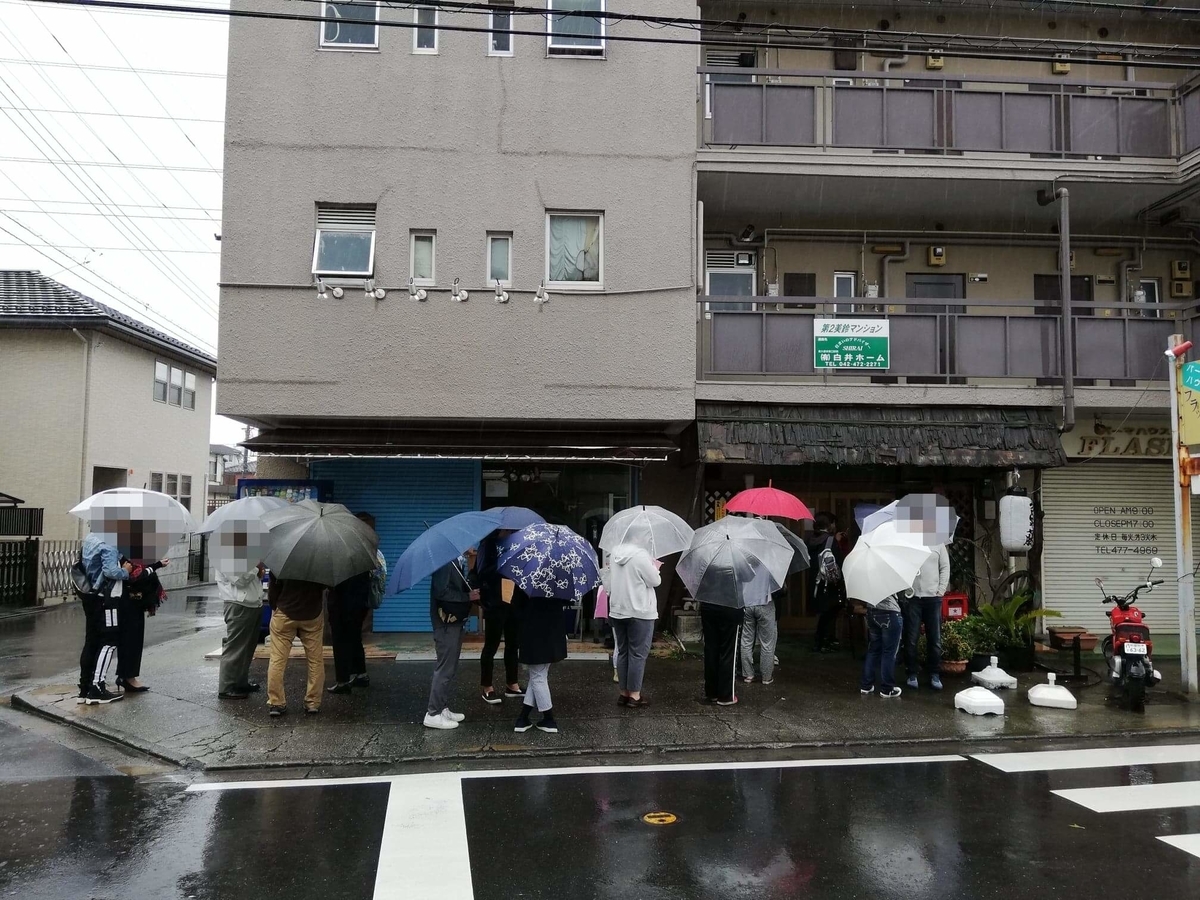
497, 523, 601, 601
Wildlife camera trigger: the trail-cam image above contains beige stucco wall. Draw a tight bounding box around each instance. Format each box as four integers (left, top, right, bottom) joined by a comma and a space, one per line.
0, 331, 87, 540
218, 0, 698, 424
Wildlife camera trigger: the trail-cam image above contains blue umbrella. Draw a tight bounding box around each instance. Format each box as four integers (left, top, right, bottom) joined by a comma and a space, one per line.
389, 511, 501, 594
498, 523, 601, 601
486, 506, 546, 531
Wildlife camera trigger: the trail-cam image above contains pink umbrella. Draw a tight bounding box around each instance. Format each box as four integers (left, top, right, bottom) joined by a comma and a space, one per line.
725, 482, 813, 521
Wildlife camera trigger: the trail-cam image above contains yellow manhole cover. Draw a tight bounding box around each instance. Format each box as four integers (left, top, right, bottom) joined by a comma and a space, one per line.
642, 811, 678, 826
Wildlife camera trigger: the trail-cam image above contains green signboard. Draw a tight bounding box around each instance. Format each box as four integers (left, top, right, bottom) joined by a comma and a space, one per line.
1183, 360, 1200, 392
813, 319, 890, 370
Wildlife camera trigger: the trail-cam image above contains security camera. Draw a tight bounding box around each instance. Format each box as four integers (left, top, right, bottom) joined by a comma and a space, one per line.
451, 277, 469, 303
494, 280, 510, 304
408, 277, 427, 302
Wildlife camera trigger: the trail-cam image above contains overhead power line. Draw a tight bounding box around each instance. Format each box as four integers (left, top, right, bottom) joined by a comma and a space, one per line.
0, 104, 224, 123
0, 156, 220, 173
22, 0, 1200, 68
0, 57, 224, 78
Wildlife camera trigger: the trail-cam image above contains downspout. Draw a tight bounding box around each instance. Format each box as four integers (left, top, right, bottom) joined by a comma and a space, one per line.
880, 241, 910, 299
72, 328, 92, 540
882, 46, 910, 82
1038, 186, 1075, 433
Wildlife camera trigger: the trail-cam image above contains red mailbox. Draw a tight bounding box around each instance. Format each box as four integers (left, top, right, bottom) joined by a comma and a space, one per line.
943, 593, 968, 620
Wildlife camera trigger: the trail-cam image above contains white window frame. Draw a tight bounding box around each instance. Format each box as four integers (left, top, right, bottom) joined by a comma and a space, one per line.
410, 230, 437, 286
152, 471, 192, 511
489, 1, 514, 56
487, 232, 513, 286
834, 271, 858, 314
312, 206, 377, 278
319, 0, 381, 51
546, 0, 606, 57
1137, 277, 1162, 319
413, 5, 438, 54
153, 360, 169, 403
545, 211, 603, 291
182, 372, 196, 410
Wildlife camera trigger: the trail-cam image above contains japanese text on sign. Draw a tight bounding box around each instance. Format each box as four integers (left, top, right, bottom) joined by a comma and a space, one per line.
813, 318, 890, 371
1092, 504, 1160, 556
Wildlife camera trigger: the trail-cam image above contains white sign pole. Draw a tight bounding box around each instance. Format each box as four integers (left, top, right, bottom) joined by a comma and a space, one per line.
1167, 334, 1198, 694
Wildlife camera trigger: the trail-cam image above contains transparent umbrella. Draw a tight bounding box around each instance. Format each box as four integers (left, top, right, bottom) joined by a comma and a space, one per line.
599, 505, 694, 558
69, 487, 197, 564
676, 517, 793, 609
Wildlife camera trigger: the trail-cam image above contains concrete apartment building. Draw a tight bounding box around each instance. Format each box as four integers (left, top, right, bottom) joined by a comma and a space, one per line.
0, 271, 217, 597
218, 0, 1200, 635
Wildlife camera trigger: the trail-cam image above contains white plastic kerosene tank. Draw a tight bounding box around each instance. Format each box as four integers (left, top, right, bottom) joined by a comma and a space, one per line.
1027, 673, 1078, 710
954, 686, 1006, 716
972, 656, 1019, 690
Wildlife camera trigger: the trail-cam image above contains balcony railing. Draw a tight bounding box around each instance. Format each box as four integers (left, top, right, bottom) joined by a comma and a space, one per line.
697, 296, 1195, 384
703, 68, 1192, 160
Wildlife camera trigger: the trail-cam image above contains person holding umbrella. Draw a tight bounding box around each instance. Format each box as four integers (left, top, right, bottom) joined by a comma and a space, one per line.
327, 512, 380, 695
424, 549, 479, 730
476, 531, 523, 705
500, 523, 602, 735
808, 512, 847, 653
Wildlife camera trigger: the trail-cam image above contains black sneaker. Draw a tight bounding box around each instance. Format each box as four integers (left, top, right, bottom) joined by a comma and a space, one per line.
514, 706, 534, 733
76, 688, 88, 705
84, 683, 122, 705
536, 714, 559, 734
237, 682, 262, 693
326, 682, 353, 695
219, 689, 250, 700
503, 686, 525, 698
268, 705, 287, 717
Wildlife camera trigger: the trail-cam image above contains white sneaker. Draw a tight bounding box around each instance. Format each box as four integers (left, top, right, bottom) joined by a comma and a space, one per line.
424, 712, 458, 730
442, 708, 465, 723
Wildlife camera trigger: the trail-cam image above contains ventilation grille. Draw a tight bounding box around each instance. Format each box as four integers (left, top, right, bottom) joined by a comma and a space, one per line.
706, 250, 742, 269
316, 206, 376, 229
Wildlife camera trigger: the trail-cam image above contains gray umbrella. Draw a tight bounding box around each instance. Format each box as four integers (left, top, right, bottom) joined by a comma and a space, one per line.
261, 500, 379, 587
774, 522, 811, 575
676, 517, 793, 609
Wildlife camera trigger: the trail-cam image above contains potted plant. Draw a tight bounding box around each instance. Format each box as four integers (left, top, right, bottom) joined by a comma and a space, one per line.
940, 619, 973, 675
975, 591, 1061, 672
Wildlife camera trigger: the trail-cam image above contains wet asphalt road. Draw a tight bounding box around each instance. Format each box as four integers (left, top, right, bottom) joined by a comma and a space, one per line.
0, 588, 224, 693
3, 738, 1200, 899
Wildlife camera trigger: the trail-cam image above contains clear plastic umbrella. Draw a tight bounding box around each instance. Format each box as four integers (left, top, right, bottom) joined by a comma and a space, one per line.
261, 500, 379, 587
198, 496, 289, 577
599, 505, 694, 558
862, 494, 960, 547
843, 521, 933, 606
197, 495, 289, 535
676, 517, 793, 609
69, 487, 197, 563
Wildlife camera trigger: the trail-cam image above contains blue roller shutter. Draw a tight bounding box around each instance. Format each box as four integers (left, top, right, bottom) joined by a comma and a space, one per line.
310, 459, 481, 632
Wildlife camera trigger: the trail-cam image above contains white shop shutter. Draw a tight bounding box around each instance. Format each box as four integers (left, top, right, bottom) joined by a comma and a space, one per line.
1041, 461, 1200, 635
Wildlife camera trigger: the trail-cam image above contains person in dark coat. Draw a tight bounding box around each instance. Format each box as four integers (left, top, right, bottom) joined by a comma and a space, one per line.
115, 556, 167, 692
512, 587, 567, 734
808, 512, 847, 653
327, 570, 371, 694
701, 601, 744, 705
477, 532, 523, 704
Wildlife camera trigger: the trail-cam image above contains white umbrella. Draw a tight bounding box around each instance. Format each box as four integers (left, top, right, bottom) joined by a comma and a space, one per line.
843, 521, 933, 606
599, 505, 694, 558
861, 501, 899, 536
69, 487, 197, 563
198, 495, 289, 534
862, 494, 960, 547
676, 517, 793, 609
261, 500, 379, 587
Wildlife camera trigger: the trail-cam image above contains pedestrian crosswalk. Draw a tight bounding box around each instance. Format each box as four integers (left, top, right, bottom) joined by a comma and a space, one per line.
976, 742, 1200, 861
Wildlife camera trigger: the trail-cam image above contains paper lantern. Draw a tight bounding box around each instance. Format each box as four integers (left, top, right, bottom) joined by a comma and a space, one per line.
999, 488, 1035, 553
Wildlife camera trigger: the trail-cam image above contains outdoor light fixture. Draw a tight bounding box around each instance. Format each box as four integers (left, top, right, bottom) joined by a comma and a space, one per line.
451, 277, 469, 302
738, 224, 757, 243
364, 279, 386, 301
494, 280, 510, 304
315, 278, 343, 300
534, 279, 550, 307
408, 277, 427, 302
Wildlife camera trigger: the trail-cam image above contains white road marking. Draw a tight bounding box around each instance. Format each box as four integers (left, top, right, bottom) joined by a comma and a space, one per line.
373, 774, 473, 900
1053, 781, 1200, 813
185, 752, 966, 793
974, 743, 1200, 773
1159, 834, 1200, 859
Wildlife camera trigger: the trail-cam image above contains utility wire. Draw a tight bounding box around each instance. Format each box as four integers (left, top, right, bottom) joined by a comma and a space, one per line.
0, 56, 225, 77
21, 0, 1200, 67
0, 156, 219, 172
0, 103, 224, 123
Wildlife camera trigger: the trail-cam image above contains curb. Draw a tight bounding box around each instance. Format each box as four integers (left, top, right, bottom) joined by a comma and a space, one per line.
10, 692, 199, 770
14, 689, 1200, 773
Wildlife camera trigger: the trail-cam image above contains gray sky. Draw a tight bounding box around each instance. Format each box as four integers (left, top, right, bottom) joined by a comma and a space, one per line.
0, 0, 240, 442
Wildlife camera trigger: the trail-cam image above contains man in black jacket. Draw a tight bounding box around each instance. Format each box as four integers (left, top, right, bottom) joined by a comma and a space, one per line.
425, 548, 478, 730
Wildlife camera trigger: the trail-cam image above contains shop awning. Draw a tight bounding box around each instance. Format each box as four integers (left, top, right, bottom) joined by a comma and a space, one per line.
243, 422, 680, 463
697, 404, 1066, 468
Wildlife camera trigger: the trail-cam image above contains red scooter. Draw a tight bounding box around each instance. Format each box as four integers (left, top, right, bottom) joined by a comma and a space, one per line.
1096, 557, 1164, 713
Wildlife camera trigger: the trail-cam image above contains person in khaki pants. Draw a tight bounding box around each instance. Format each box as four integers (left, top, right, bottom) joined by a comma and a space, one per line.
266, 577, 327, 716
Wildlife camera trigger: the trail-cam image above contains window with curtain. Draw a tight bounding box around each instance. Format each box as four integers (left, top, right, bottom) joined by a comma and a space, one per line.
488, 233, 512, 285
411, 232, 436, 284
547, 0, 604, 55
547, 213, 602, 286
320, 1, 379, 48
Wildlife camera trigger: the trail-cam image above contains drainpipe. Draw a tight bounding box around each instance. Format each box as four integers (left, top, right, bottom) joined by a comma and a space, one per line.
72, 328, 92, 540
882, 46, 909, 83
880, 241, 910, 299
1038, 186, 1075, 434
1118, 245, 1143, 306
